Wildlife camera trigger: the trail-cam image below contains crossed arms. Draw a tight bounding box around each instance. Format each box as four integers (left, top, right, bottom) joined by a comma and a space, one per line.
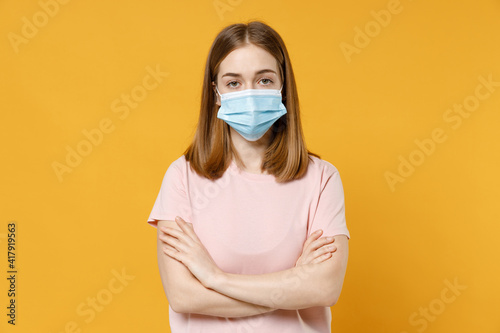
155, 216, 349, 318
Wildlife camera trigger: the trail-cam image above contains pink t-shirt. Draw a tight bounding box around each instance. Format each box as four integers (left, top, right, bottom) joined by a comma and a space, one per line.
147, 154, 350, 333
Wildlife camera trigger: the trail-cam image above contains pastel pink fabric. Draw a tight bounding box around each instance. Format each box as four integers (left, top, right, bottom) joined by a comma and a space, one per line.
147, 154, 350, 333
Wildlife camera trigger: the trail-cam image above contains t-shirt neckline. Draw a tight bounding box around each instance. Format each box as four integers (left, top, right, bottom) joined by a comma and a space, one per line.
229, 159, 276, 182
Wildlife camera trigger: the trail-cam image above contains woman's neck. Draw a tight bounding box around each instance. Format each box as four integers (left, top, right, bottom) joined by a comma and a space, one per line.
230, 127, 272, 174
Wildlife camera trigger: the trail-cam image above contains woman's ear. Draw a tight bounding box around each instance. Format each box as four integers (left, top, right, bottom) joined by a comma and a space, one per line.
212, 81, 221, 107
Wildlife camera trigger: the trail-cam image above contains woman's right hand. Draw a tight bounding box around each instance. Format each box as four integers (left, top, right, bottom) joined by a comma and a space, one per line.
294, 230, 337, 267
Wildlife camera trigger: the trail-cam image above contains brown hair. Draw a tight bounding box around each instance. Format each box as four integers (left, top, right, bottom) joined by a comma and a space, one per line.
183, 20, 320, 183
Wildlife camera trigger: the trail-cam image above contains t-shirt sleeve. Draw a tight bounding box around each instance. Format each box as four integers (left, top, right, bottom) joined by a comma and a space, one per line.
146, 157, 192, 228
308, 163, 350, 240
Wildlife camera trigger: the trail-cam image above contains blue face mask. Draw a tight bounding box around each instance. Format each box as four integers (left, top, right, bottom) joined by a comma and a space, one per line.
216, 85, 287, 141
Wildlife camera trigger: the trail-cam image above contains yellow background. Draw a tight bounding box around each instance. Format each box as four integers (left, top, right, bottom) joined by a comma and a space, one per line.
1, 0, 499, 332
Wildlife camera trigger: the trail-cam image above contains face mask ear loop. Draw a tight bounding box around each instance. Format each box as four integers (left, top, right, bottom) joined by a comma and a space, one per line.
215, 85, 221, 98
279, 85, 285, 103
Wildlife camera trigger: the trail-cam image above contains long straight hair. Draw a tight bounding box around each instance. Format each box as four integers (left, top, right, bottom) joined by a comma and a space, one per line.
183, 20, 320, 183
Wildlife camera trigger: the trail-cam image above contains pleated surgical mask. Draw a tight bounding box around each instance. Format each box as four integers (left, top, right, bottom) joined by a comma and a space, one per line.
215, 85, 287, 141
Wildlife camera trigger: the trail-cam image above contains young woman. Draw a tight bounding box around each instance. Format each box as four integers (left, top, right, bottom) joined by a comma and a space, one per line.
147, 21, 351, 333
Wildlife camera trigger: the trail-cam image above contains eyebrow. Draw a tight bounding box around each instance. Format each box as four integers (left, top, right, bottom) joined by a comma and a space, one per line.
221, 69, 277, 78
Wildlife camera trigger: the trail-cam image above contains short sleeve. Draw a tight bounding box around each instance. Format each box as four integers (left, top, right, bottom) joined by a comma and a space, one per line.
309, 163, 350, 240
146, 157, 192, 228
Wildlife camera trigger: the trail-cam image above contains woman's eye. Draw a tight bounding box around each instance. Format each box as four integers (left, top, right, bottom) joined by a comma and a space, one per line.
227, 81, 239, 88
260, 78, 273, 85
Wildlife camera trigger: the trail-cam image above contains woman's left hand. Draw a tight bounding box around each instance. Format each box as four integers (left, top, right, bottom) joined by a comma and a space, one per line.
159, 216, 222, 289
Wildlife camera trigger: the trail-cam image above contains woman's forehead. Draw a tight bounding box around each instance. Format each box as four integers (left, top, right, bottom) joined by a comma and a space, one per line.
219, 44, 279, 76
